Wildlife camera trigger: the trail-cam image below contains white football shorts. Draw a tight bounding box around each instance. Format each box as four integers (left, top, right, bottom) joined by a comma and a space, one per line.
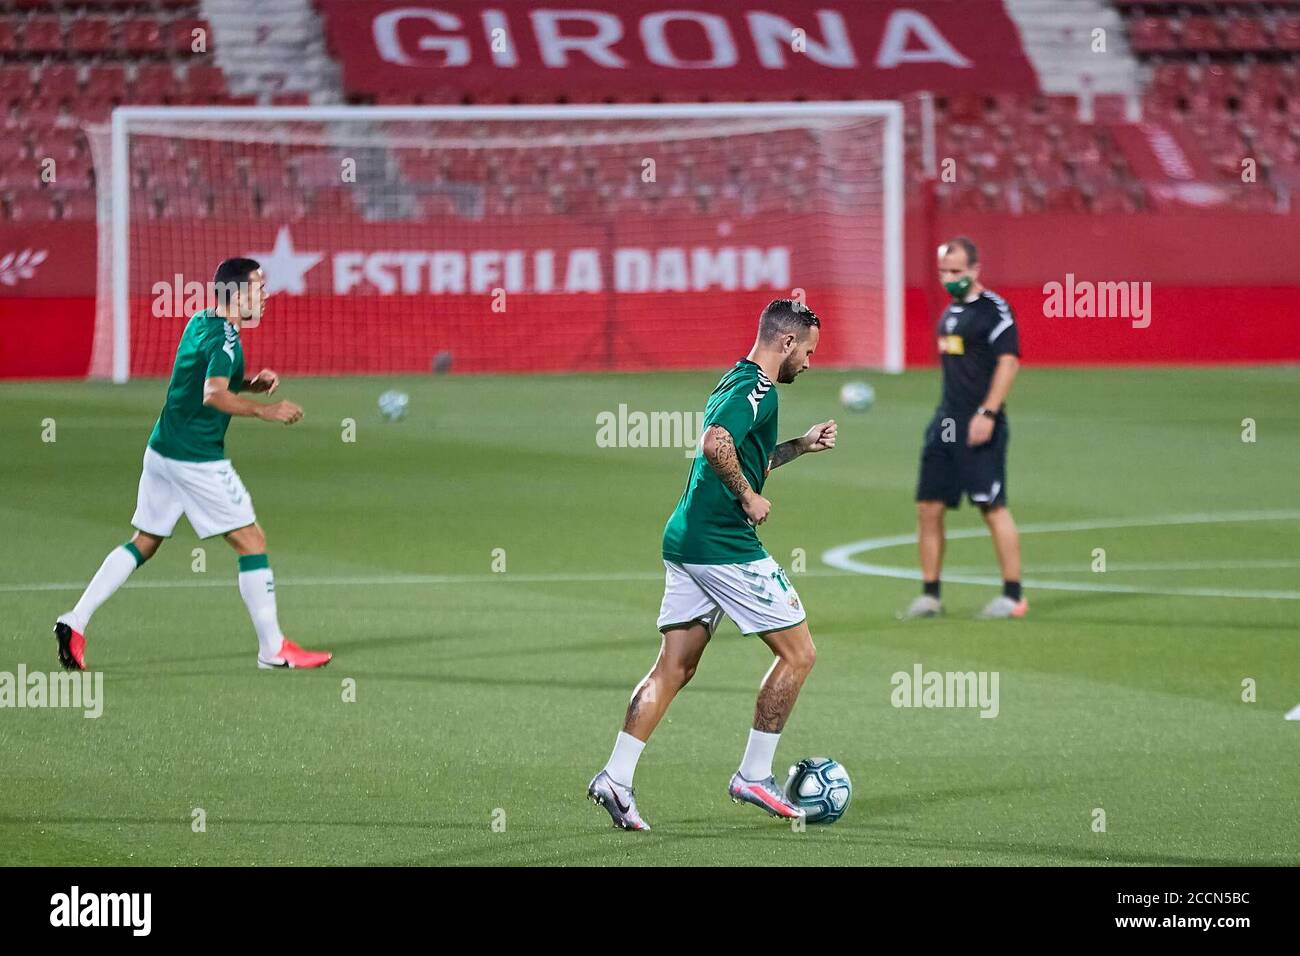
656, 556, 806, 637
131, 446, 257, 539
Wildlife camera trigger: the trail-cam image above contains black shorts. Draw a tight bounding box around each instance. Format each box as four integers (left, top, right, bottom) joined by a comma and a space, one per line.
915, 410, 1009, 509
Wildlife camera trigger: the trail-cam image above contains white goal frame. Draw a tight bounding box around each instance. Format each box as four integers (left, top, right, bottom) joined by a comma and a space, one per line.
106, 101, 905, 382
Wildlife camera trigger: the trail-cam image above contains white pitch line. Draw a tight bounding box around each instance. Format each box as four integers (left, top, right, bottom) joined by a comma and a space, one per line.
942, 559, 1300, 574
0, 568, 853, 594
821, 511, 1300, 601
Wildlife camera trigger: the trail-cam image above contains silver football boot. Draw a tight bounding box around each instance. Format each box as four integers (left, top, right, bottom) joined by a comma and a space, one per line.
728, 772, 805, 819
587, 770, 651, 831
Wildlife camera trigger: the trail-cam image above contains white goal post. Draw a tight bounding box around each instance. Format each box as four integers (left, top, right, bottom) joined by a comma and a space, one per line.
96, 101, 905, 381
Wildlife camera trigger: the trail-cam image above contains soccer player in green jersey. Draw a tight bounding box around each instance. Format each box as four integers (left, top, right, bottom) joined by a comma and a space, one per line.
588, 299, 837, 829
53, 257, 332, 671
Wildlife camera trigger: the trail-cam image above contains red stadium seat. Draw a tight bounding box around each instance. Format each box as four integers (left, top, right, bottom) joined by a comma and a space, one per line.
169, 19, 209, 55
0, 21, 17, 55
184, 65, 228, 99
0, 163, 37, 191
1129, 16, 1178, 53
158, 192, 212, 220
8, 192, 55, 222
38, 65, 81, 100
122, 19, 163, 54
40, 128, 84, 163
1276, 18, 1300, 52
20, 17, 65, 54
1224, 16, 1273, 51
0, 66, 30, 103
55, 190, 98, 222
85, 64, 129, 103
51, 155, 94, 190
15, 96, 65, 131
69, 18, 116, 54
1180, 16, 1225, 51
0, 139, 29, 168
131, 64, 179, 102
257, 195, 307, 221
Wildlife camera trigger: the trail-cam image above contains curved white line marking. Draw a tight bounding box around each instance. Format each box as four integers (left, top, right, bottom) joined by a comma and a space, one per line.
822, 511, 1300, 601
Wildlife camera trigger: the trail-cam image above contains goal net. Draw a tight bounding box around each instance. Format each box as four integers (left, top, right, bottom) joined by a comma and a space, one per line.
88, 103, 903, 381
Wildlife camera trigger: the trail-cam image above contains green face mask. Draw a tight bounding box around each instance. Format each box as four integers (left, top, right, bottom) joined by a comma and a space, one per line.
943, 276, 972, 300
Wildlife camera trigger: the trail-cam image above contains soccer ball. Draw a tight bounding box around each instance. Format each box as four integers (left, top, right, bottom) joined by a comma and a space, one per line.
839, 380, 875, 412
784, 757, 852, 824
378, 389, 410, 422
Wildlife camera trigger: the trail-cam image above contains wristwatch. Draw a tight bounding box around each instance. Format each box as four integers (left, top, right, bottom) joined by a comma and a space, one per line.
976, 406, 998, 419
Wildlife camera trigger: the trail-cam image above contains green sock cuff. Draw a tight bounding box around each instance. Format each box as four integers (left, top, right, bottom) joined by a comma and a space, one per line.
238, 553, 270, 573
123, 541, 146, 567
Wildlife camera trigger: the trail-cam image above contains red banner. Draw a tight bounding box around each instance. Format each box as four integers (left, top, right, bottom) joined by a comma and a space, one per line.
119, 214, 884, 375
6, 212, 1300, 378
317, 1, 1039, 100
0, 223, 95, 297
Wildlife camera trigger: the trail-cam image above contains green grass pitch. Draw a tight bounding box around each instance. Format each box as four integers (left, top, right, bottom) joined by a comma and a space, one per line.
1, 366, 1296, 866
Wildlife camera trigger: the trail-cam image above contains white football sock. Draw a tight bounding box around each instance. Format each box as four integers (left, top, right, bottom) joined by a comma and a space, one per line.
238, 557, 284, 660
603, 731, 646, 787
65, 545, 142, 633
739, 728, 781, 780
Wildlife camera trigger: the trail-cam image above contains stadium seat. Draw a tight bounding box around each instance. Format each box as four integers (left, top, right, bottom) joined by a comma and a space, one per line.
183, 65, 228, 99
1225, 16, 1273, 51
0, 66, 29, 103
1180, 17, 1225, 51
1276, 17, 1300, 52
54, 190, 98, 222
8, 192, 55, 222
41, 128, 85, 163
169, 19, 208, 55
257, 195, 307, 221
1129, 16, 1178, 53
85, 64, 129, 103
20, 17, 65, 54
0, 21, 17, 55
38, 65, 81, 100
122, 19, 163, 54
16, 97, 66, 131
132, 64, 179, 101
69, 18, 117, 54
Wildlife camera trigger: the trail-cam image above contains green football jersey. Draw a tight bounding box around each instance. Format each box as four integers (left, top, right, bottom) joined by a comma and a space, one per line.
662, 359, 778, 565
147, 310, 245, 463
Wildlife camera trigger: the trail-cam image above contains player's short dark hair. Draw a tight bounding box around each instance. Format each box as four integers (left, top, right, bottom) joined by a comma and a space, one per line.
758, 298, 820, 343
939, 236, 979, 266
212, 257, 261, 308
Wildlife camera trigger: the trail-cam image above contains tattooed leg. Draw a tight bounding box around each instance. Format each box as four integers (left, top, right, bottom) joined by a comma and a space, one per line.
622, 622, 712, 740
752, 621, 817, 733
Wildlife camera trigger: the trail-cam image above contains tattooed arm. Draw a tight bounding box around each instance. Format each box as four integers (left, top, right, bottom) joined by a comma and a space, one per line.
767, 420, 838, 472
767, 439, 803, 472
702, 425, 770, 526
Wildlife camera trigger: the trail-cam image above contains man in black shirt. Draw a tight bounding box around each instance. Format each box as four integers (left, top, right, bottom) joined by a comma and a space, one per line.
904, 237, 1026, 619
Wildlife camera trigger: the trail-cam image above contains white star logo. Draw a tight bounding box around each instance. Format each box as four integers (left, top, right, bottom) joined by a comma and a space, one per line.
247, 227, 323, 295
